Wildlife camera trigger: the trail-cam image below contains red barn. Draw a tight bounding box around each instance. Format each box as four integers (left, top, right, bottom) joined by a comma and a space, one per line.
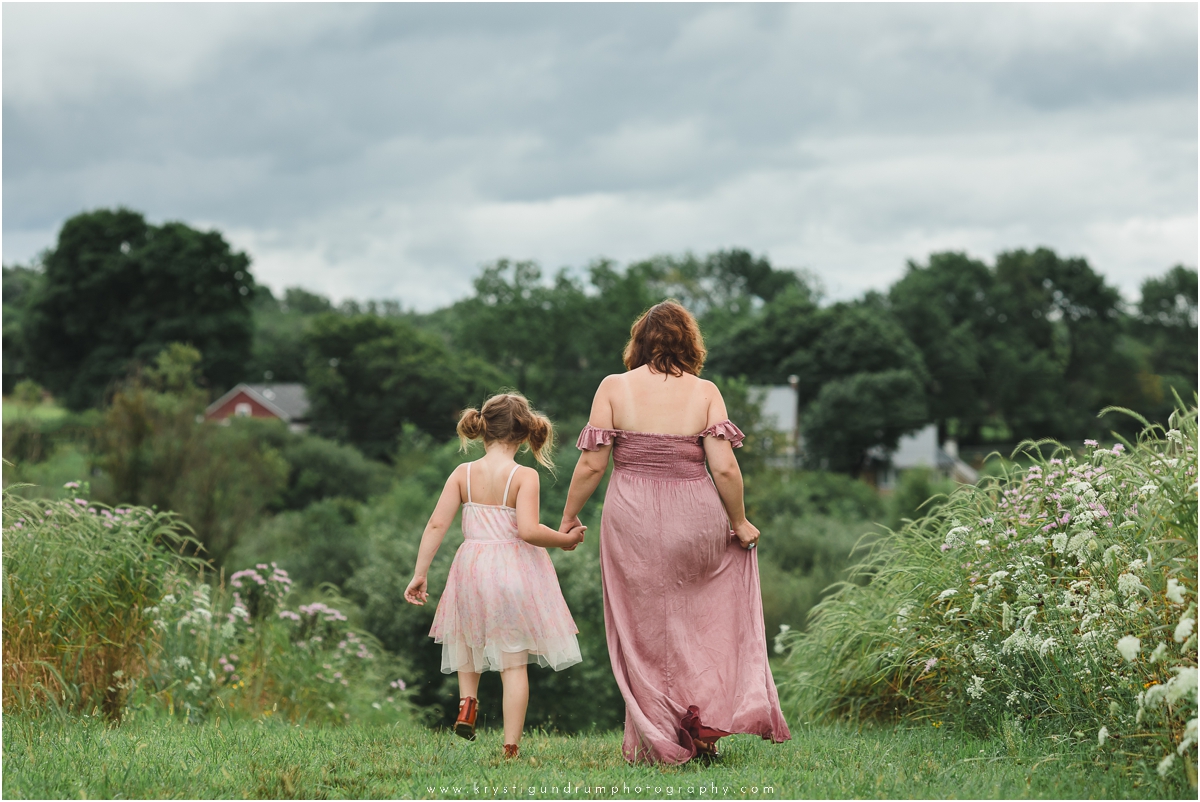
205, 383, 311, 433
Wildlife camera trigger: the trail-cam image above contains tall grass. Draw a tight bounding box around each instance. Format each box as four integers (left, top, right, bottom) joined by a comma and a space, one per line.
2, 485, 199, 717
780, 403, 1197, 784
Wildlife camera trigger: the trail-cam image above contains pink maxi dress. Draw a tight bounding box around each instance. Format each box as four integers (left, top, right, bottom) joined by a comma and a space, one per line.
429, 463, 582, 674
577, 421, 791, 764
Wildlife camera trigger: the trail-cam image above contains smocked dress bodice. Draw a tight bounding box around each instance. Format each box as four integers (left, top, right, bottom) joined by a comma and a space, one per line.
576, 420, 745, 481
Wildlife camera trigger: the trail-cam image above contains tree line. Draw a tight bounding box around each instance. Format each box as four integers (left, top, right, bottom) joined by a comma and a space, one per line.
4, 207, 1196, 472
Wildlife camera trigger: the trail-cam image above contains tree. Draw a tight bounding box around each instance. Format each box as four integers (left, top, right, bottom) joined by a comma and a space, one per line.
708, 292, 930, 471
98, 343, 288, 566
244, 286, 334, 383
1135, 265, 1197, 389
23, 208, 255, 409
2, 263, 43, 394
304, 314, 507, 460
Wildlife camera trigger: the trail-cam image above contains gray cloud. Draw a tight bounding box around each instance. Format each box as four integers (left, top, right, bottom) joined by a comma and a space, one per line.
4, 2, 1195, 309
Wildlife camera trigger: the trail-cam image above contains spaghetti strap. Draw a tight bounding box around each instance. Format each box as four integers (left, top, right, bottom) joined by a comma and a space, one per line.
502, 464, 520, 508
466, 462, 473, 504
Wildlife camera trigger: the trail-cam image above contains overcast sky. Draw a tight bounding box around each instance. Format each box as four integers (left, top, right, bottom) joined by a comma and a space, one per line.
3, 2, 1196, 309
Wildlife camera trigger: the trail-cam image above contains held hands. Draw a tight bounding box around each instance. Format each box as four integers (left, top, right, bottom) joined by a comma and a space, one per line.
404, 575, 429, 606
562, 524, 586, 551
731, 518, 760, 550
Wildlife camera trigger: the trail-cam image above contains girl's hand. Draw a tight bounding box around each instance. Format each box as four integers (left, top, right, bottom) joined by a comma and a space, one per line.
562, 525, 586, 551
731, 519, 760, 550
404, 575, 429, 606
559, 515, 582, 535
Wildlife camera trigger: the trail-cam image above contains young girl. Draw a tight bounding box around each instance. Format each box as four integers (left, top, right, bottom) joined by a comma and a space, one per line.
404, 392, 585, 759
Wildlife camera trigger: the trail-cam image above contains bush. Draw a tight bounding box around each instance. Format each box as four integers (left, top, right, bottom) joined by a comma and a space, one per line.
2, 487, 199, 718
133, 564, 415, 726
780, 405, 1197, 780
230, 498, 367, 590
887, 467, 957, 531
747, 468, 884, 522
276, 434, 391, 511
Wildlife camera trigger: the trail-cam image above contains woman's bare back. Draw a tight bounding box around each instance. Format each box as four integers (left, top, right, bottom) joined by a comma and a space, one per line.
598, 367, 725, 435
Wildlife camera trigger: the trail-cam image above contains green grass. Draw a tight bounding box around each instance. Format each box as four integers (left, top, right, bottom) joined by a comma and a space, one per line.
3, 714, 1190, 799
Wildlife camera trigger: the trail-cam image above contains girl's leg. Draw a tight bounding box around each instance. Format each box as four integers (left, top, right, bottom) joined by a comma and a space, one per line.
458, 670, 480, 700
499, 662, 529, 747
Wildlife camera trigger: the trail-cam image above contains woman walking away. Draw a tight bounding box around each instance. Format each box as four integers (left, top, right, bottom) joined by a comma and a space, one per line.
560, 300, 791, 765
405, 393, 585, 759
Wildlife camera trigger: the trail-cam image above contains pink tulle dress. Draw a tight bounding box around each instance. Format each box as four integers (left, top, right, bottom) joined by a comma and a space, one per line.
429, 463, 582, 674
577, 420, 791, 764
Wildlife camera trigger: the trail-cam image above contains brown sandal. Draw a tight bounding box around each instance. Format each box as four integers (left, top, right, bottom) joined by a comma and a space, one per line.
503, 743, 519, 759
454, 697, 478, 741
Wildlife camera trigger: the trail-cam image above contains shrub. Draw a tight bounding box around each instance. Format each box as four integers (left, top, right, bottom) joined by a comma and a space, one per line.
2, 486, 199, 718
230, 498, 367, 589
780, 405, 1197, 780
134, 564, 414, 726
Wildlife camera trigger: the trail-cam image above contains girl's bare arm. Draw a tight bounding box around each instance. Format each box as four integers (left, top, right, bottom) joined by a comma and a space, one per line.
405, 466, 466, 604
515, 467, 585, 549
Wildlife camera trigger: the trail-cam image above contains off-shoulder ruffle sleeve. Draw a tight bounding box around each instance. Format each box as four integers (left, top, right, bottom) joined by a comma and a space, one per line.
700, 420, 745, 448
576, 424, 619, 451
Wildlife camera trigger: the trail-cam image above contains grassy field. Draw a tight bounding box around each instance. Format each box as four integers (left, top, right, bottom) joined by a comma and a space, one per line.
3, 714, 1191, 800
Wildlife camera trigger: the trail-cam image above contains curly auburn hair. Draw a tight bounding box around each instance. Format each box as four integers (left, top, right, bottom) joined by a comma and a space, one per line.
456, 392, 555, 469
622, 300, 706, 377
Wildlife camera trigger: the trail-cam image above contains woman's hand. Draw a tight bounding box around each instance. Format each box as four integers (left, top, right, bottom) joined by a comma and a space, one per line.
559, 515, 583, 536
404, 575, 429, 606
562, 524, 586, 551
731, 518, 760, 550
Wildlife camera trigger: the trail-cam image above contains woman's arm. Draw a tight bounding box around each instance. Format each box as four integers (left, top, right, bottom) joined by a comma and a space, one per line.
703, 385, 760, 549
559, 378, 616, 531
514, 468, 586, 549
404, 466, 466, 605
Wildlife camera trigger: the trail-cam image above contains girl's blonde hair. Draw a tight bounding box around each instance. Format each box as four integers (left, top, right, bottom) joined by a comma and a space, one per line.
457, 392, 555, 469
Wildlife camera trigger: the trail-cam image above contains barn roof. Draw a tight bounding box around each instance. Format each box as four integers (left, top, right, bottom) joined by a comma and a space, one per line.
205, 383, 311, 422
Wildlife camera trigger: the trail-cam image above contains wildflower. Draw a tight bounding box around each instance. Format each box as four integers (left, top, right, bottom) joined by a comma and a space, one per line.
63, 481, 80, 489
1166, 429, 1183, 444
1098, 726, 1108, 746
386, 696, 394, 703
971, 593, 981, 614
1174, 615, 1195, 644
920, 657, 938, 676
1178, 718, 1197, 756
937, 589, 958, 601
1111, 443, 1124, 454
1002, 602, 1013, 631
1117, 573, 1149, 598
944, 526, 970, 550
1166, 579, 1188, 605
1051, 533, 1068, 553
1138, 483, 1157, 496
231, 674, 240, 682
278, 610, 301, 621
1157, 753, 1175, 777
1115, 635, 1141, 662
987, 570, 1009, 587
975, 539, 990, 547
967, 675, 985, 700
223, 664, 235, 672
1166, 667, 1198, 705
1149, 642, 1168, 663
174, 656, 192, 669
1084, 440, 1098, 447
372, 702, 382, 710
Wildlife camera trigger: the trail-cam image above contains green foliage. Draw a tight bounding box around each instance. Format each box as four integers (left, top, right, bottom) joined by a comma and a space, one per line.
134, 565, 414, 726
804, 370, 929, 473
232, 499, 369, 590
1, 488, 201, 718
746, 469, 884, 523
11, 379, 44, 407
304, 313, 507, 460
22, 208, 256, 410
96, 345, 288, 565
887, 467, 958, 531
2, 263, 43, 394
243, 286, 334, 383
709, 294, 930, 471
780, 405, 1198, 781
